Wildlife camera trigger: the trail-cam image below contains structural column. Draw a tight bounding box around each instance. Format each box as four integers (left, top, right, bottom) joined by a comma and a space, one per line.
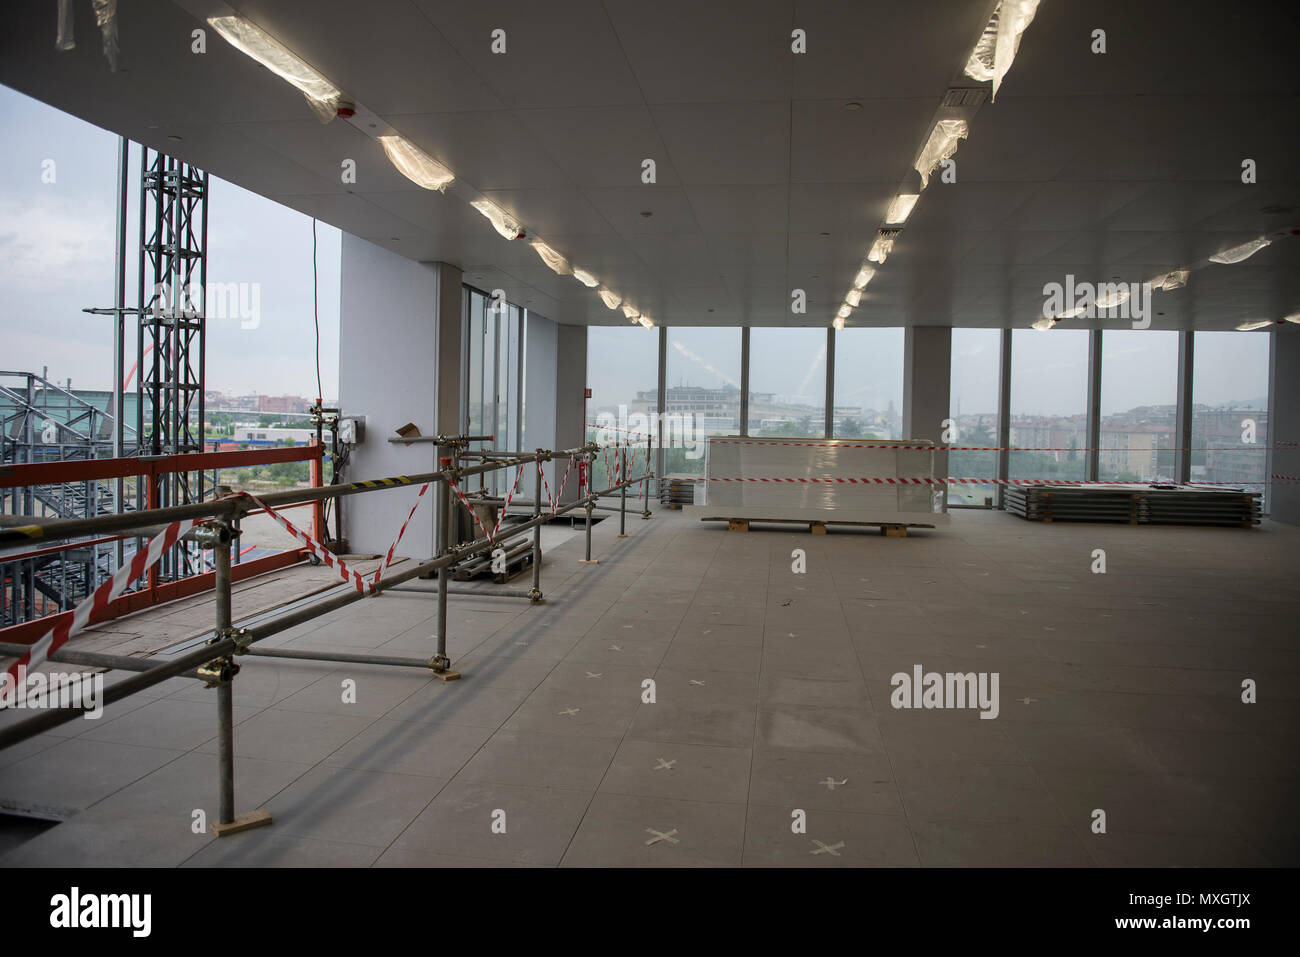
1085, 329, 1103, 481
902, 326, 953, 489
1268, 330, 1300, 523
1175, 331, 1195, 484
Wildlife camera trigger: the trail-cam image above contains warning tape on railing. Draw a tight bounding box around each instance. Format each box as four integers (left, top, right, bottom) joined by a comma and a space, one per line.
489, 465, 526, 541
704, 437, 1292, 453
3, 516, 205, 683
372, 483, 430, 587
242, 491, 370, 593
668, 476, 1287, 486
445, 477, 495, 542
552, 455, 577, 515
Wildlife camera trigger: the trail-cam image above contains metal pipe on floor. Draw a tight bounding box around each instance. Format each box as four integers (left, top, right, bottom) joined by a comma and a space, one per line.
434, 452, 452, 671
0, 642, 203, 678
618, 446, 628, 538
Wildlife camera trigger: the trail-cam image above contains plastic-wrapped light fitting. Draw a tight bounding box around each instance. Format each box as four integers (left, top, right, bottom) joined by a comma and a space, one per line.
867, 235, 894, 264
1285, 313, 1300, 324
885, 194, 920, 224
378, 136, 455, 192
622, 303, 640, 320
833, 316, 846, 331
530, 240, 571, 275
1094, 286, 1131, 310
837, 303, 852, 320
853, 266, 875, 289
1150, 268, 1189, 291
638, 316, 655, 329
1235, 320, 1273, 331
209, 16, 343, 122
1031, 316, 1055, 331
915, 119, 968, 189
598, 288, 622, 310
1208, 237, 1270, 264
845, 288, 862, 307
572, 268, 600, 288
964, 0, 1041, 101
471, 199, 524, 240
1056, 303, 1086, 319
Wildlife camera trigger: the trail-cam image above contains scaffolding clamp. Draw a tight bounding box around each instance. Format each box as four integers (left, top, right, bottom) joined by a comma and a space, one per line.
197, 656, 241, 688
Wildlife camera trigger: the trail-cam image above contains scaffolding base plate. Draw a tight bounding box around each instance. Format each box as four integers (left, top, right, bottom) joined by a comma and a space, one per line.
578, 559, 600, 565
435, 670, 462, 682
212, 809, 272, 837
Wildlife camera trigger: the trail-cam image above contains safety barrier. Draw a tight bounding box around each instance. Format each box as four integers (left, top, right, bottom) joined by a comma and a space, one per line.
0, 436, 654, 836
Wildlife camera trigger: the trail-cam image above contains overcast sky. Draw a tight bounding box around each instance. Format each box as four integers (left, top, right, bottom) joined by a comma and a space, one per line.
0, 84, 340, 399
0, 84, 1269, 417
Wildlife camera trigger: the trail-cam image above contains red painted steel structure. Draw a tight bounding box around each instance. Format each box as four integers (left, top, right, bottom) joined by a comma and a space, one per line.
0, 442, 325, 645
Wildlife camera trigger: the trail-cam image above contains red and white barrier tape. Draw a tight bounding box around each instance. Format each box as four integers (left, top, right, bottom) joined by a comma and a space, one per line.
552, 456, 576, 515
672, 475, 1285, 487
241, 492, 370, 593
372, 483, 430, 587
705, 437, 1291, 453
489, 466, 525, 540
445, 478, 495, 541
4, 516, 203, 682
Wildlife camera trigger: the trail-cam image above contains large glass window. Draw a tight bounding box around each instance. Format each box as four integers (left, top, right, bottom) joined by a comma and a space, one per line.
1009, 329, 1089, 482
948, 328, 1001, 505
586, 325, 659, 465
664, 327, 741, 476
1192, 331, 1269, 495
748, 328, 827, 437
832, 328, 904, 438
463, 289, 525, 493
1100, 330, 1178, 482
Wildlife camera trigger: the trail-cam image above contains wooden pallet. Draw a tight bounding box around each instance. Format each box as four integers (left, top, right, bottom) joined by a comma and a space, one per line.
719, 517, 928, 536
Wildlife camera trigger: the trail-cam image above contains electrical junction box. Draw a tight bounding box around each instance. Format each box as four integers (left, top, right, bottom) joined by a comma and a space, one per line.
339, 416, 366, 445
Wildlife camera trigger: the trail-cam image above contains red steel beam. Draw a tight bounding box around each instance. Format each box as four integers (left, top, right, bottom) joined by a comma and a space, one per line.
0, 445, 321, 490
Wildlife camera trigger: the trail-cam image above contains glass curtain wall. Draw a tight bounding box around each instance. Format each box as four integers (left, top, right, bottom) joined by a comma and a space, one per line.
948, 328, 1001, 505
832, 328, 904, 438
1192, 331, 1269, 495
1008, 329, 1089, 482
748, 328, 827, 437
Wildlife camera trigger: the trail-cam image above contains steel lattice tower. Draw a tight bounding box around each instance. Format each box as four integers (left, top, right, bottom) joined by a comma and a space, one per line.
137, 149, 208, 580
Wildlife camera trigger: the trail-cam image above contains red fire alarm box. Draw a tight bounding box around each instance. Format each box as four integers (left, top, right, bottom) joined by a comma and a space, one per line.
583, 388, 592, 399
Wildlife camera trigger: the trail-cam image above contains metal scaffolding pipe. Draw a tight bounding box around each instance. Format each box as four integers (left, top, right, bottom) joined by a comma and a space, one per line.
246, 646, 435, 669
0, 468, 650, 750
0, 444, 598, 550
0, 642, 202, 679
214, 532, 235, 825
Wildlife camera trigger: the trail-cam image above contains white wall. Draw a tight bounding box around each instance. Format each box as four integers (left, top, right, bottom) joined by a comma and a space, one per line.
523, 311, 558, 499
338, 234, 442, 556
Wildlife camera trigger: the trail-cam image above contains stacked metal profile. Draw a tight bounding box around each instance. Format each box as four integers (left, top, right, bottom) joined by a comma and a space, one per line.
1003, 483, 1261, 527
658, 474, 698, 508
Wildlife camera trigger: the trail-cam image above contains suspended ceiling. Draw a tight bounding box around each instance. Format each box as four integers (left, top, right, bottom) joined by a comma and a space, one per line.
1, 0, 1298, 331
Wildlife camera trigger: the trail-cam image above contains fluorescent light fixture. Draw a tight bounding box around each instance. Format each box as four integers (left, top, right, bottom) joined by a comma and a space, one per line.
1031, 316, 1055, 331
836, 304, 852, 320
845, 288, 862, 307
1235, 320, 1273, 331
1094, 286, 1131, 310
867, 235, 894, 264
1208, 236, 1271, 264
208, 16, 342, 120
1150, 268, 1189, 291
377, 135, 454, 192
638, 316, 655, 329
963, 0, 1042, 101
915, 118, 968, 189
530, 240, 571, 275
853, 266, 875, 289
1056, 304, 1086, 319
884, 194, 920, 224
622, 303, 640, 320
833, 316, 846, 331
1285, 312, 1300, 324
572, 267, 600, 288
598, 288, 622, 310
471, 199, 523, 240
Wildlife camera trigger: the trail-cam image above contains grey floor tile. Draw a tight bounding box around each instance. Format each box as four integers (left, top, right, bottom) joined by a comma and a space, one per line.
561, 793, 746, 867
458, 729, 618, 789
748, 748, 905, 816
262, 764, 444, 847
742, 805, 919, 867
599, 738, 752, 804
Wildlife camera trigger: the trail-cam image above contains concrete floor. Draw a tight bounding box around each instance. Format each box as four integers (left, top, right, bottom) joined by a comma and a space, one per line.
1, 506, 1296, 867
